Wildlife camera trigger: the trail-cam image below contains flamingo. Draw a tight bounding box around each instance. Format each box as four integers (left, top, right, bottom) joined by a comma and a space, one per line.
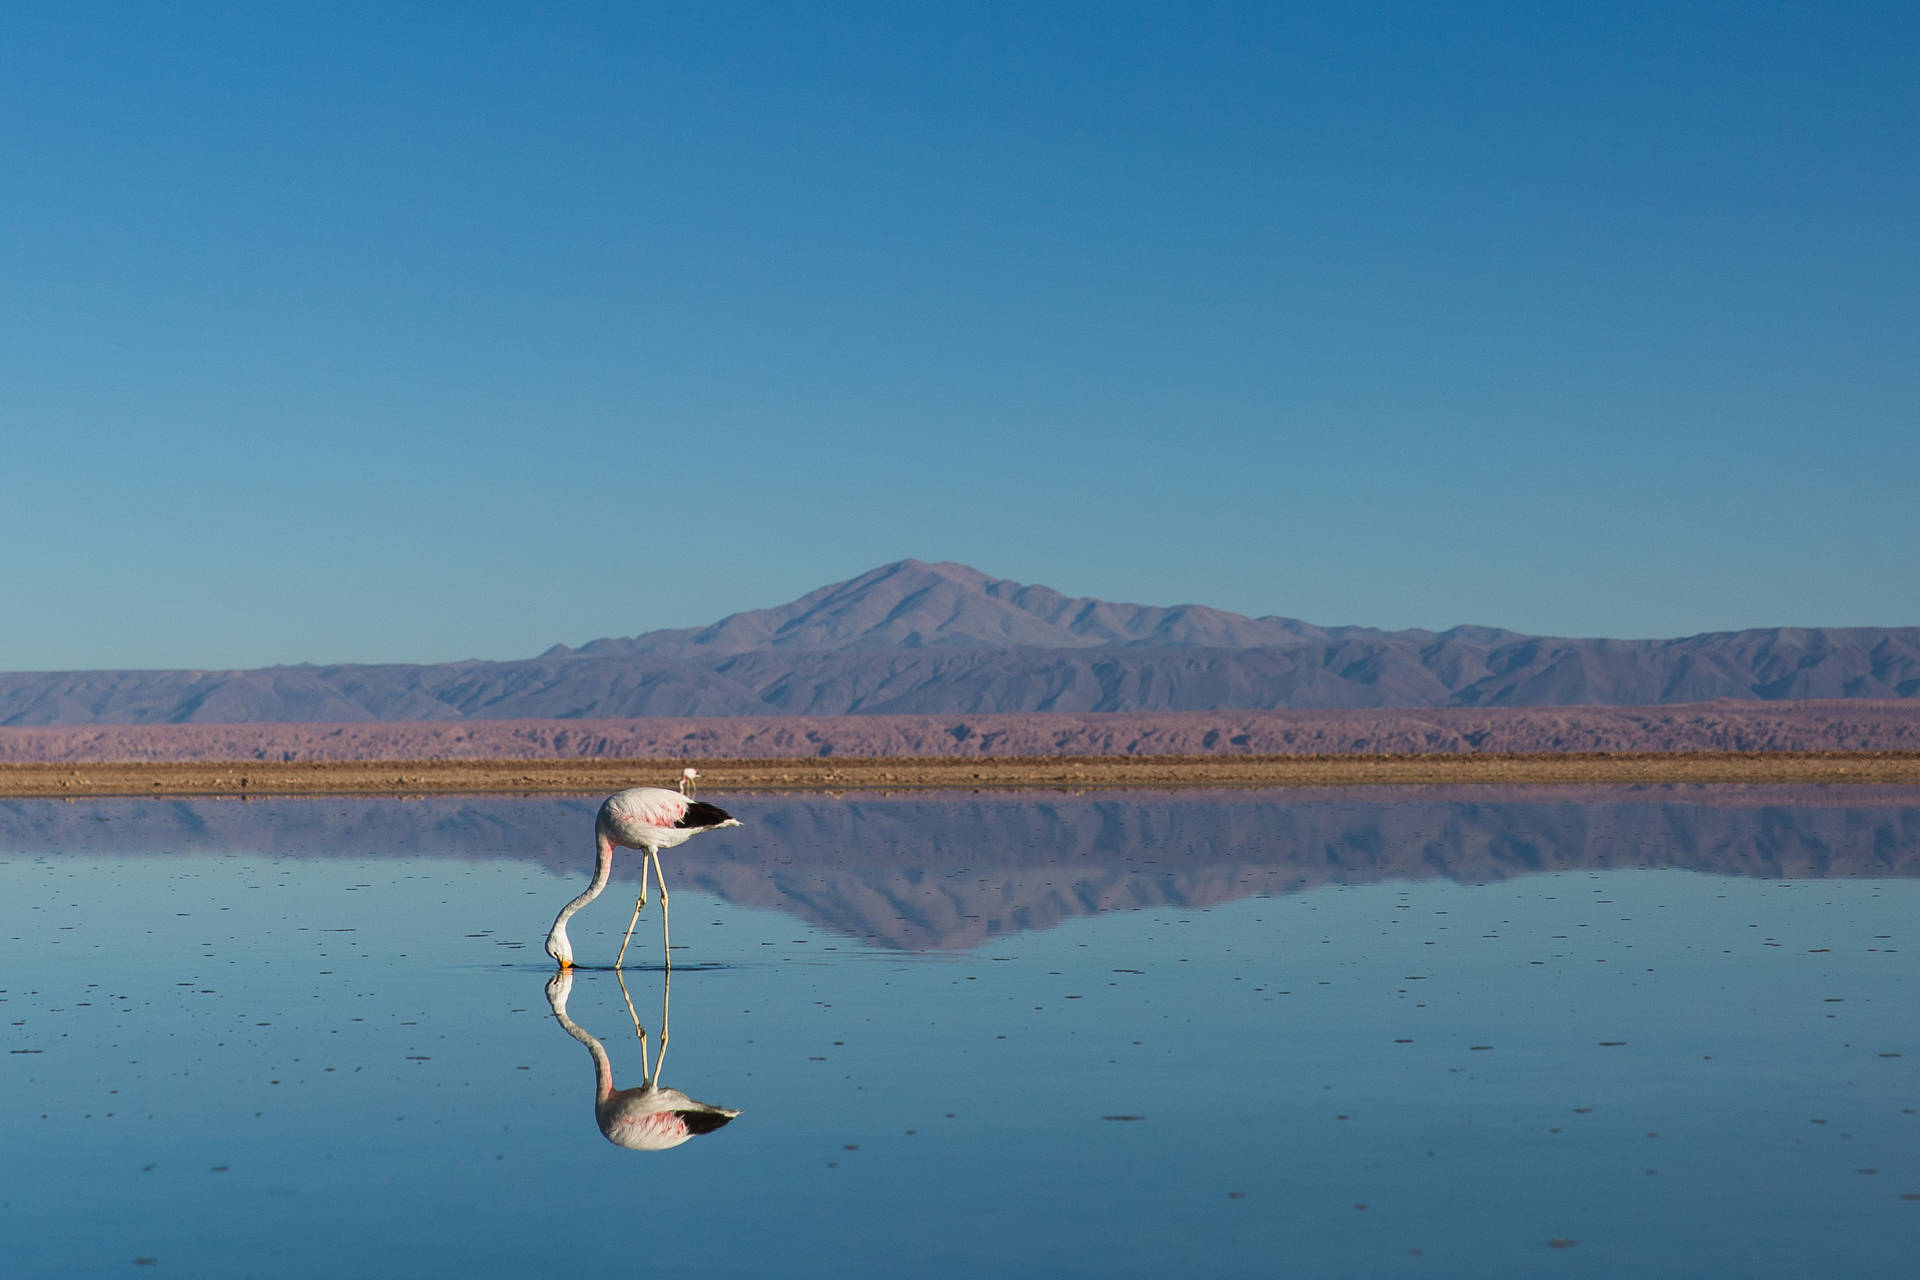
545, 786, 742, 969
679, 767, 699, 797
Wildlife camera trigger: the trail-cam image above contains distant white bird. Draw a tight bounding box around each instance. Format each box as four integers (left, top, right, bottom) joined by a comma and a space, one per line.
545, 968, 740, 1151
545, 786, 742, 969
679, 767, 700, 797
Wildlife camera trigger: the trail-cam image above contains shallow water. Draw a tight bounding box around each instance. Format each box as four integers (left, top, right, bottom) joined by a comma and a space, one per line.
3, 788, 1917, 1277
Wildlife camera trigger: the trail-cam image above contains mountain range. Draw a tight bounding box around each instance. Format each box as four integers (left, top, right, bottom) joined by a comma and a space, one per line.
3, 559, 1916, 725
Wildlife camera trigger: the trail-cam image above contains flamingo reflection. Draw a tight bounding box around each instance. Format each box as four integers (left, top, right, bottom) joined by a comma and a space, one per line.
544, 967, 741, 1151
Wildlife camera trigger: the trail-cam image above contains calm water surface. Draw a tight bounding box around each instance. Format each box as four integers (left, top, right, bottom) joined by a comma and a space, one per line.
3, 788, 1917, 1277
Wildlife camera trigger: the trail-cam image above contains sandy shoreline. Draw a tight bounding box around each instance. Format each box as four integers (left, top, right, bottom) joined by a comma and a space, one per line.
3, 751, 1919, 797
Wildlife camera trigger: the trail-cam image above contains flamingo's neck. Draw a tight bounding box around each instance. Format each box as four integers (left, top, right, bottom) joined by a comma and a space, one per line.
560, 836, 615, 920
548, 836, 615, 962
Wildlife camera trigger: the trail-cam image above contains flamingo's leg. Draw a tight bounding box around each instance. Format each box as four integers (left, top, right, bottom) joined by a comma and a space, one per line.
654, 853, 673, 968
615, 850, 656, 969
614, 896, 644, 969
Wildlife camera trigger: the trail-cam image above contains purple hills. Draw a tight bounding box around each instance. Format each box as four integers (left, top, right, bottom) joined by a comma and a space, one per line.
3, 558, 1917, 727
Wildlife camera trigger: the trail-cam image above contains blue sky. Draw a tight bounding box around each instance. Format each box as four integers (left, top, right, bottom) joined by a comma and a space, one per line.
4, 1, 1914, 671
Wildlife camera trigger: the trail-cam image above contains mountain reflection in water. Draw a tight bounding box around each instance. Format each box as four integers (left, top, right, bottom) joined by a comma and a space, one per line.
4, 787, 1917, 949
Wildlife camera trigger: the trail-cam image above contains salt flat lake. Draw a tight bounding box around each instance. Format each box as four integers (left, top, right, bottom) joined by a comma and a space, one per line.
3, 787, 1916, 1278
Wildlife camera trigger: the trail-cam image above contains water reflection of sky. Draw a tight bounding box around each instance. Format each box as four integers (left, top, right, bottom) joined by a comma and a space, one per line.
3, 790, 1917, 1277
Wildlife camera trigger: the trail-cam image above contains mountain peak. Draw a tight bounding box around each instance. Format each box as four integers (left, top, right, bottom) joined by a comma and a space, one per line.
580, 560, 1328, 659
874, 557, 985, 579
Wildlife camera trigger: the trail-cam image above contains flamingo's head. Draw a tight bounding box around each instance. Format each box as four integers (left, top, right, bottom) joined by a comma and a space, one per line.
545, 922, 574, 968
